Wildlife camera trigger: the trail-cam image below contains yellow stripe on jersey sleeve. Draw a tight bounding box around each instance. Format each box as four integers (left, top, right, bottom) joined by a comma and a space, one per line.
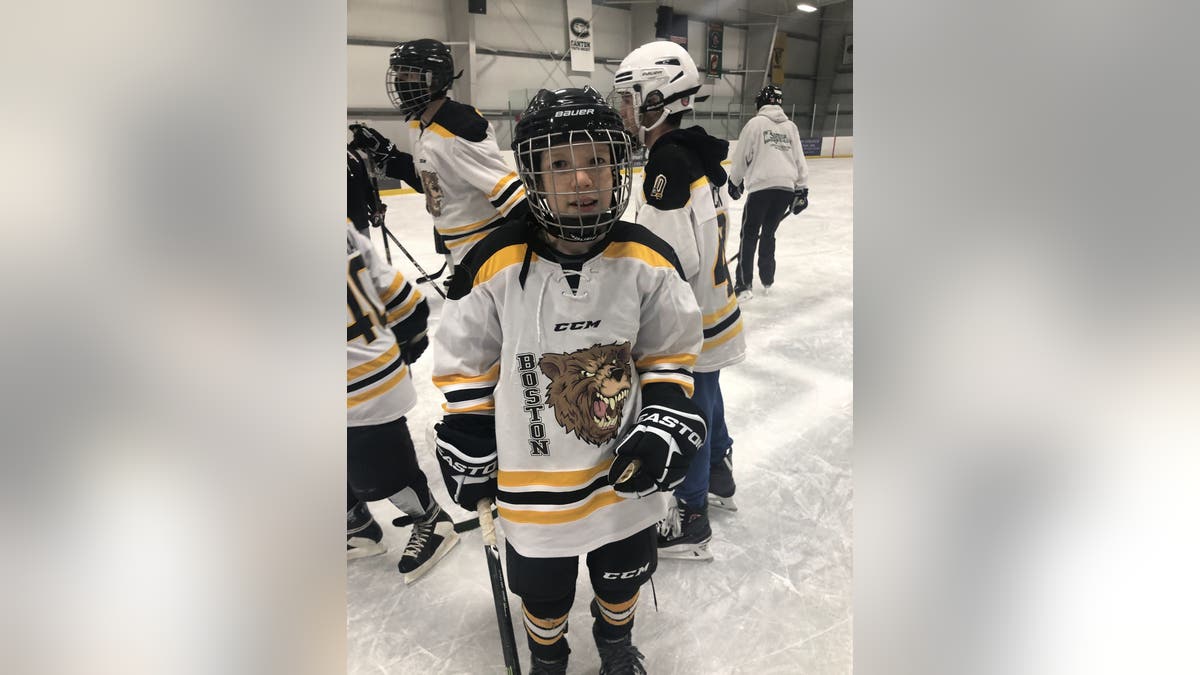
689, 176, 710, 191
639, 373, 695, 398
432, 362, 501, 389
602, 241, 675, 271
440, 213, 499, 235
473, 244, 532, 286
446, 229, 493, 250
380, 272, 407, 304
498, 458, 615, 489
385, 290, 423, 324
634, 352, 698, 370
347, 363, 409, 407
488, 171, 519, 198
441, 400, 496, 414
498, 490, 624, 525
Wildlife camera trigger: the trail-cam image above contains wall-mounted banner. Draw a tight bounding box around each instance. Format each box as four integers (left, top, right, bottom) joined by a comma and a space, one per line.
770, 31, 786, 85
706, 22, 723, 78
842, 34, 853, 65
800, 137, 823, 157
566, 0, 593, 72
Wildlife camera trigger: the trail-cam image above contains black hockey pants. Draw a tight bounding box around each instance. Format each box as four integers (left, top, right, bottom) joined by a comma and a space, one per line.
734, 187, 794, 291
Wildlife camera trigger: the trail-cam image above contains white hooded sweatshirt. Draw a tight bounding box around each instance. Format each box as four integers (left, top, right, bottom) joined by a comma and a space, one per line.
727, 105, 809, 194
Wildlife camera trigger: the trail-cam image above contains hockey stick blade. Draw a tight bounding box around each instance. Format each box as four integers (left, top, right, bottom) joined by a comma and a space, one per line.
392, 513, 486, 534
478, 499, 522, 675
414, 260, 448, 284
380, 225, 448, 299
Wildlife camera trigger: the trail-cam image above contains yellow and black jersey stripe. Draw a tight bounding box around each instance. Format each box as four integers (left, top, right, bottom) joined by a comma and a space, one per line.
488, 171, 526, 216
379, 271, 423, 324
432, 363, 499, 414
496, 457, 623, 525
634, 352, 697, 397
438, 213, 507, 254
347, 344, 409, 408
702, 293, 744, 352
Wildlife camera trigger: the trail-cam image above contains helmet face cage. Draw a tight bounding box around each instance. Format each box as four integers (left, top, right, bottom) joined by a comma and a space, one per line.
386, 64, 439, 118
515, 128, 633, 242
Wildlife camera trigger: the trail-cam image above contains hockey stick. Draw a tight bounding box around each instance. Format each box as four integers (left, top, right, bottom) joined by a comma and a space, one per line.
415, 259, 448, 284
380, 224, 449, 300
477, 498, 522, 675
392, 512, 484, 534
381, 225, 393, 265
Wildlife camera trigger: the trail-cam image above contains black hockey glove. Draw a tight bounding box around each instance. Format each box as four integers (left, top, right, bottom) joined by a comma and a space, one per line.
349, 124, 398, 168
609, 387, 707, 499
791, 187, 809, 215
398, 333, 428, 365
727, 181, 744, 201
434, 414, 498, 511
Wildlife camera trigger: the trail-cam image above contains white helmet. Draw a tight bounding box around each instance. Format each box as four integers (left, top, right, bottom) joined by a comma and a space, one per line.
611, 40, 704, 146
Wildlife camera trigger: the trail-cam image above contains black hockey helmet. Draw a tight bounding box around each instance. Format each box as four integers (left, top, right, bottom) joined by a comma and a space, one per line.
755, 85, 784, 109
512, 86, 634, 242
386, 39, 460, 118
347, 148, 385, 231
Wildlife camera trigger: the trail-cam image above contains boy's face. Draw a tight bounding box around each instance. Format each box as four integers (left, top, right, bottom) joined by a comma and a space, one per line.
538, 142, 614, 217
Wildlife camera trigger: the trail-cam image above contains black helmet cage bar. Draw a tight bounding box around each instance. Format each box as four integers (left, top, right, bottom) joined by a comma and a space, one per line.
515, 128, 633, 242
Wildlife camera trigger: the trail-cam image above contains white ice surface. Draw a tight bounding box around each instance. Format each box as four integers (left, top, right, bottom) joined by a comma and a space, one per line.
350, 158, 853, 674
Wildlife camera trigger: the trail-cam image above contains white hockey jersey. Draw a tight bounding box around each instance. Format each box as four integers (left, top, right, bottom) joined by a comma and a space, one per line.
728, 105, 809, 193
432, 221, 703, 558
409, 99, 526, 265
638, 127, 746, 372
347, 224, 427, 426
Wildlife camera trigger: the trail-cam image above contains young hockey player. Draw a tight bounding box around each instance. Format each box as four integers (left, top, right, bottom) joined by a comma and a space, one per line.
611, 40, 747, 559
726, 85, 811, 301
352, 38, 527, 280
430, 87, 705, 674
345, 148, 459, 583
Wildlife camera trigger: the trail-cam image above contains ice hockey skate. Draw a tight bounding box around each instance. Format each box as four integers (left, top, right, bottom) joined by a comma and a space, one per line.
736, 287, 754, 302
657, 497, 713, 561
707, 452, 738, 512
594, 625, 647, 675
761, 283, 772, 297
527, 655, 569, 675
347, 501, 387, 561
397, 502, 459, 583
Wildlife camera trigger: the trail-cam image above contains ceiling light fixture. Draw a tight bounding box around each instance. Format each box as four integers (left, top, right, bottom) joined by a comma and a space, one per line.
796, 3, 818, 12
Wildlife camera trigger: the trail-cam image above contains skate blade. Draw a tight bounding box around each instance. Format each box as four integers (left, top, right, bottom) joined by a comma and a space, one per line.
402, 531, 460, 584
347, 539, 387, 561
707, 493, 738, 512
658, 543, 714, 562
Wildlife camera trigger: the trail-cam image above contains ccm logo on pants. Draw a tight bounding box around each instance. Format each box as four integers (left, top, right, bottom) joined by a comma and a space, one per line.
602, 562, 652, 580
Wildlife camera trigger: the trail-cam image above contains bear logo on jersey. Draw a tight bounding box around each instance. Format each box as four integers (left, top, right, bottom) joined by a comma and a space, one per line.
419, 170, 444, 217
538, 342, 632, 446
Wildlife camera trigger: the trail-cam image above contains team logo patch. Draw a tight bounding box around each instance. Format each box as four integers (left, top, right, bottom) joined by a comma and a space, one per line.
419, 170, 444, 217
650, 174, 667, 200
538, 342, 632, 446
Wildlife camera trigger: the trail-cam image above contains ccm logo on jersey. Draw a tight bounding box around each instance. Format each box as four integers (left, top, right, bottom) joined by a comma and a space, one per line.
554, 109, 595, 118
601, 562, 652, 580
554, 320, 601, 332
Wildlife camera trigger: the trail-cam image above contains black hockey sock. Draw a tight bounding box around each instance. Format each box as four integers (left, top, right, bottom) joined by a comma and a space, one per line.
591, 590, 639, 640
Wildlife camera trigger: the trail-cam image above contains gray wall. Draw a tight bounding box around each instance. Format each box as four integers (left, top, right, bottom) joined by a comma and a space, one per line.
347, 0, 852, 146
